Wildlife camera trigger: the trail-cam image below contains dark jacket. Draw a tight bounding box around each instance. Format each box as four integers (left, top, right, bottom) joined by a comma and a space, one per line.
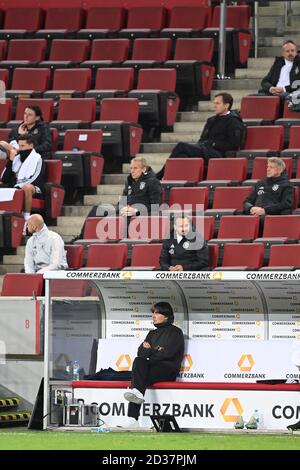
9, 121, 52, 158
261, 55, 300, 94
199, 111, 245, 154
138, 322, 184, 374
121, 167, 162, 214
243, 171, 294, 215
159, 229, 209, 271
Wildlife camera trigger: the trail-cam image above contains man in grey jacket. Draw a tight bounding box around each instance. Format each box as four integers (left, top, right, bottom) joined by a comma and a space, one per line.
24, 214, 68, 274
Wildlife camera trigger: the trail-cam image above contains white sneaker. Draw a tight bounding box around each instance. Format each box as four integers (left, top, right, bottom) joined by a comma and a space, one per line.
117, 416, 140, 429
124, 388, 145, 404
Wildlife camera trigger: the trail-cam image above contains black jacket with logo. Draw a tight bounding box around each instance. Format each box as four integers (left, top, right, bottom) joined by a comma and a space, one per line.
121, 167, 162, 214
199, 111, 245, 154
138, 322, 184, 374
9, 121, 52, 158
159, 229, 209, 270
261, 55, 300, 93
243, 172, 294, 215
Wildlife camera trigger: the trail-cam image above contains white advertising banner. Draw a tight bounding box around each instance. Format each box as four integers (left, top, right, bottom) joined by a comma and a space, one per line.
96, 339, 300, 383
73, 386, 300, 431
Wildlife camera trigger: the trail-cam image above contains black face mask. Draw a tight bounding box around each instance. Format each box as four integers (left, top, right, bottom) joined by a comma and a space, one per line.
19, 149, 32, 162
26, 227, 33, 237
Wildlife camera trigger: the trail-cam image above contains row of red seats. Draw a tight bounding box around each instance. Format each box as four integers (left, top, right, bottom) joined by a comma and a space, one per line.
0, 6, 250, 39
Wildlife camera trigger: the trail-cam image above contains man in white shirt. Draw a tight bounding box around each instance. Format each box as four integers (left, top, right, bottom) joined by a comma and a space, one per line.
260, 40, 300, 96
24, 214, 68, 273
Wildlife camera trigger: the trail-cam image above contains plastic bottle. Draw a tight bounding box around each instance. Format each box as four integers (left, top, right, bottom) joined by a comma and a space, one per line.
72, 360, 80, 381
65, 360, 72, 379
91, 425, 112, 433
253, 409, 263, 429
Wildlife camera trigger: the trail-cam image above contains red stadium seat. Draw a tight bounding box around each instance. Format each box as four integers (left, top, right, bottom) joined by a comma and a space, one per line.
83, 217, 126, 241
266, 244, 300, 270
1, 273, 44, 296
276, 102, 300, 136
0, 39, 47, 70
160, 6, 210, 39
127, 216, 170, 241
123, 38, 172, 73
165, 38, 215, 99
238, 126, 284, 158
199, 158, 247, 189
13, 98, 54, 122
86, 68, 134, 100
162, 158, 204, 186
36, 8, 84, 39
119, 7, 166, 39
129, 68, 180, 129
242, 157, 293, 186
240, 96, 281, 125
65, 244, 84, 269
217, 242, 264, 270
0, 190, 24, 248
0, 40, 7, 60
7, 68, 51, 98
210, 215, 260, 244
255, 215, 300, 245
40, 39, 90, 69
127, 243, 163, 269
0, 8, 44, 39
0, 97, 12, 126
50, 98, 96, 133
45, 68, 92, 100
82, 39, 130, 73
77, 7, 126, 39
281, 126, 300, 159
168, 187, 209, 212
206, 186, 252, 218
86, 243, 128, 269
192, 215, 215, 241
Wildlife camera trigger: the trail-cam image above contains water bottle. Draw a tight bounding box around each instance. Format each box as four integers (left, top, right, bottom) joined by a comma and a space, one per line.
91, 425, 112, 433
72, 360, 80, 381
253, 409, 263, 429
65, 360, 72, 379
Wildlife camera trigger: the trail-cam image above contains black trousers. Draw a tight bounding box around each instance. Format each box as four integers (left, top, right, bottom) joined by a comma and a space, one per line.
128, 357, 177, 420
156, 141, 222, 179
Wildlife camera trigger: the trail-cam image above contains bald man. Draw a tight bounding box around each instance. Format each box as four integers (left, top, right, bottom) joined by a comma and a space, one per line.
24, 214, 68, 273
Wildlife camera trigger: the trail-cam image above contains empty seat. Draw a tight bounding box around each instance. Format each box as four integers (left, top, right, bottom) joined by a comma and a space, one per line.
238, 126, 284, 159
44, 68, 92, 99
0, 97, 12, 126
86, 68, 134, 100
255, 215, 300, 245
36, 8, 84, 39
128, 243, 163, 269
240, 96, 281, 125
8, 68, 51, 98
267, 244, 300, 270
127, 216, 170, 241
119, 6, 166, 39
39, 39, 90, 69
0, 39, 47, 70
162, 158, 204, 186
276, 102, 300, 138
192, 215, 215, 241
165, 38, 215, 99
50, 98, 96, 133
54, 129, 104, 188
83, 217, 126, 241
218, 242, 264, 270
168, 187, 209, 212
1, 273, 44, 296
0, 190, 24, 248
200, 158, 247, 190
0, 8, 44, 39
77, 7, 125, 39
281, 125, 300, 159
206, 186, 252, 217
210, 215, 260, 244
65, 244, 84, 269
160, 6, 210, 39
129, 68, 180, 129
81, 39, 130, 72
92, 98, 142, 167
51, 280, 88, 297
86, 243, 128, 269
0, 40, 7, 60
123, 38, 172, 73
202, 5, 251, 73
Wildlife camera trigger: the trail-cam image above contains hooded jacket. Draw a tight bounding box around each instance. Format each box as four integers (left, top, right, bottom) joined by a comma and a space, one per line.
137, 322, 184, 374
121, 167, 162, 214
243, 171, 294, 215
199, 111, 245, 154
261, 55, 300, 94
9, 120, 52, 158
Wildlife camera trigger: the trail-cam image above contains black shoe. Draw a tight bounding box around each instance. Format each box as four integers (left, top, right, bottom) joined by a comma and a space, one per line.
287, 420, 300, 431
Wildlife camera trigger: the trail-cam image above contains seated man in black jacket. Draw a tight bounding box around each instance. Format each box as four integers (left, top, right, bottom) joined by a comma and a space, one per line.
260, 40, 300, 97
159, 216, 209, 271
156, 92, 244, 179
243, 157, 294, 216
121, 302, 184, 428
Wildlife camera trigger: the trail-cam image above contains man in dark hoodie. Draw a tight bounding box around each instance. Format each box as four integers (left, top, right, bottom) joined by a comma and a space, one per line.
156, 93, 244, 179
71, 157, 162, 241
159, 216, 209, 271
260, 40, 300, 97
120, 302, 184, 428
243, 157, 294, 216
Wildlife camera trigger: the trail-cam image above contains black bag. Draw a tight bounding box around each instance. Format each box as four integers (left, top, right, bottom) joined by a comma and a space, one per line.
84, 367, 132, 381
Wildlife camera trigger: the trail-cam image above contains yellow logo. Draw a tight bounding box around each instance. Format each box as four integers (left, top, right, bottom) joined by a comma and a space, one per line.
180, 354, 193, 372
122, 271, 133, 280
212, 272, 223, 281
220, 398, 243, 422
116, 354, 132, 371
238, 354, 254, 372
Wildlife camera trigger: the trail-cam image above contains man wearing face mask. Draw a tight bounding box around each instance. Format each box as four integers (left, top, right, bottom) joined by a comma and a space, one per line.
0, 134, 45, 232
24, 214, 68, 273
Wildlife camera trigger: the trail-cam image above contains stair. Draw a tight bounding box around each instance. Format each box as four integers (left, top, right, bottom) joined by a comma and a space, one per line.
0, 397, 31, 428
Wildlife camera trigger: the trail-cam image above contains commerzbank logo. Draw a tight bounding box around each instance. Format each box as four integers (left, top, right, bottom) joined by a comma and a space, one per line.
122, 271, 133, 280
212, 272, 223, 281
220, 398, 243, 422
180, 354, 193, 372
238, 354, 255, 372
116, 354, 132, 371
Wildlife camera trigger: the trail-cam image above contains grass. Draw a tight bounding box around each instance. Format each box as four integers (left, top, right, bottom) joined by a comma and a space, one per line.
0, 429, 300, 450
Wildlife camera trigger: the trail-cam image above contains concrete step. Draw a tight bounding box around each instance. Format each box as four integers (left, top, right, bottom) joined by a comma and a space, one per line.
62, 205, 93, 217
56, 216, 85, 228
174, 121, 204, 133
48, 225, 80, 237
136, 153, 169, 164
17, 246, 26, 256
97, 184, 124, 195
84, 194, 119, 206
208, 89, 258, 104
3, 254, 24, 265
160, 132, 199, 143
141, 142, 176, 153
258, 46, 284, 57
123, 163, 161, 173
247, 58, 274, 69
178, 110, 212, 120
213, 79, 261, 90
0, 264, 23, 274
102, 174, 128, 185
235, 69, 267, 79
258, 5, 284, 16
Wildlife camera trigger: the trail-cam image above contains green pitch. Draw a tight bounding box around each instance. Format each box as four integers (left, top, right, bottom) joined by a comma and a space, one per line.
0, 429, 300, 450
